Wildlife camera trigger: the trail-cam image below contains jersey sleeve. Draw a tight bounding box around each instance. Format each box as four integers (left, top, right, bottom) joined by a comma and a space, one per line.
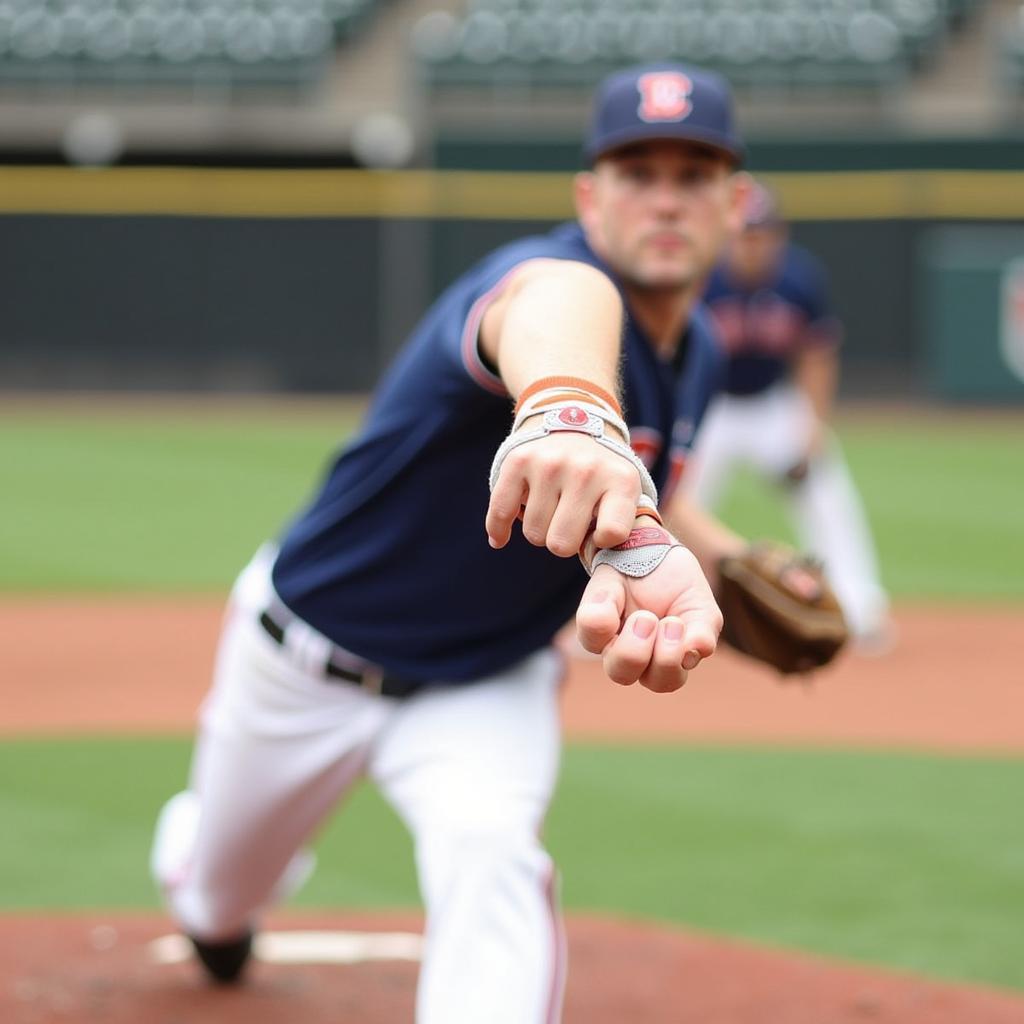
453, 256, 527, 397
794, 249, 843, 349
439, 228, 617, 397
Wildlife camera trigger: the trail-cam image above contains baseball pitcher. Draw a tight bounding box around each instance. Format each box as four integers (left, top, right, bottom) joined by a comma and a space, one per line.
150, 64, 845, 1024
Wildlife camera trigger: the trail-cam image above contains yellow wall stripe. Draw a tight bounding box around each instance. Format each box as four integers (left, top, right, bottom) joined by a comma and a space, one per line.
1, 166, 1023, 221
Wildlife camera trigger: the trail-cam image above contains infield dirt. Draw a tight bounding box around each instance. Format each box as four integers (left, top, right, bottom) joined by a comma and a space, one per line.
2, 600, 1020, 753
3, 910, 1024, 1024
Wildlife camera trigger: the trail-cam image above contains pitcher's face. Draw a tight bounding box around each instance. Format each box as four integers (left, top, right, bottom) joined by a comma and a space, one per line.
577, 141, 748, 293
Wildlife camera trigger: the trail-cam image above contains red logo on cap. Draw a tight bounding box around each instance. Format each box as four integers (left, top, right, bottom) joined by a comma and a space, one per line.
637, 72, 693, 123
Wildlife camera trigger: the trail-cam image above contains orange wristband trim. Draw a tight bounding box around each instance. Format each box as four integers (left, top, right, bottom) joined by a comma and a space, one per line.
636, 504, 663, 525
522, 390, 605, 412
514, 376, 622, 418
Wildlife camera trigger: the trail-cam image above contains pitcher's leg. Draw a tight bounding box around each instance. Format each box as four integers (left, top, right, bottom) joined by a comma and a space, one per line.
372, 650, 566, 1024
152, 559, 389, 944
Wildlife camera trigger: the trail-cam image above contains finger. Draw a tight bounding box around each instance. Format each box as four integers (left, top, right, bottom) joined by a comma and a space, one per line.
544, 488, 601, 557
485, 471, 528, 549
602, 610, 659, 687
520, 482, 562, 550
678, 613, 721, 671
590, 488, 637, 550
575, 567, 626, 655
638, 616, 689, 694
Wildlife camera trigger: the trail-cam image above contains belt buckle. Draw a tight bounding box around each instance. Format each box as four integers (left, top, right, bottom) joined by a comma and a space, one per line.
361, 665, 384, 696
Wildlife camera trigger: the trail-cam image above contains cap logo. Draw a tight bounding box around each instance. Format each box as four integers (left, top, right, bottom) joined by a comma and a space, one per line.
636, 71, 693, 123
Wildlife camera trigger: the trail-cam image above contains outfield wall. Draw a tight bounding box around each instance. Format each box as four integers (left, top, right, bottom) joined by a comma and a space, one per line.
2, 162, 1023, 398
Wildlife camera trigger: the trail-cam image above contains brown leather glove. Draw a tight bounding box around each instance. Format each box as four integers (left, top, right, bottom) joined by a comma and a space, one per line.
717, 541, 849, 675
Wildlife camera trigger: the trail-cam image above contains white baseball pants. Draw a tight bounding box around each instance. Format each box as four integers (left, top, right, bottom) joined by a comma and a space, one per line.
152, 546, 567, 1024
686, 385, 889, 639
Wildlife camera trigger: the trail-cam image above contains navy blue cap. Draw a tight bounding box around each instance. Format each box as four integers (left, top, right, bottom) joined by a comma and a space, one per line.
585, 63, 744, 166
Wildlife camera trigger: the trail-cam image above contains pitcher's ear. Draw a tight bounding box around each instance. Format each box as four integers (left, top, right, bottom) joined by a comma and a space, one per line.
573, 170, 598, 226
728, 171, 756, 235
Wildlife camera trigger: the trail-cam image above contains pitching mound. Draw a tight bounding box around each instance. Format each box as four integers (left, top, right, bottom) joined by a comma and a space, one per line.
3, 911, 1022, 1024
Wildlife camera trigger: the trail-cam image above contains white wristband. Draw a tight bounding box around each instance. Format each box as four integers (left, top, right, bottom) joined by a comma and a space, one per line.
488, 403, 658, 505
514, 393, 628, 438
588, 526, 684, 578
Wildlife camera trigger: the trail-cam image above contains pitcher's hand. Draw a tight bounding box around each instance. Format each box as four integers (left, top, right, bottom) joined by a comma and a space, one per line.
575, 546, 723, 693
487, 431, 640, 557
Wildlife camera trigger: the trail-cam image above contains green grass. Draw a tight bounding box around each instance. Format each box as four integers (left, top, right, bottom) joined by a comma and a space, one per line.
0, 406, 359, 591
2, 403, 1022, 598
2, 738, 1022, 991
548, 745, 1024, 992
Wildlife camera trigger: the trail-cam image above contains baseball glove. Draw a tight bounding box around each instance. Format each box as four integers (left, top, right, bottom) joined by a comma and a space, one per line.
717, 541, 848, 675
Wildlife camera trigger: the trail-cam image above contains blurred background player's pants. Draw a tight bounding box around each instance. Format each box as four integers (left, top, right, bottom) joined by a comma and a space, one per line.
686, 385, 890, 643
151, 546, 567, 1024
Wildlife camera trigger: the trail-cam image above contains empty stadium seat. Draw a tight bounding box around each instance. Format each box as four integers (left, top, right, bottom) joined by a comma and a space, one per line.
1002, 5, 1024, 98
0, 0, 380, 89
414, 0, 964, 91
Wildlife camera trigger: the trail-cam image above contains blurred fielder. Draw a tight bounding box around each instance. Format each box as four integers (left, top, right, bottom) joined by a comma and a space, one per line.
686, 182, 891, 647
150, 65, 841, 1023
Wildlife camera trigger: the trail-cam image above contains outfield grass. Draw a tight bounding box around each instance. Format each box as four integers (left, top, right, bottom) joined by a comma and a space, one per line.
1, 403, 1023, 598
1, 738, 1021, 991
1, 406, 357, 591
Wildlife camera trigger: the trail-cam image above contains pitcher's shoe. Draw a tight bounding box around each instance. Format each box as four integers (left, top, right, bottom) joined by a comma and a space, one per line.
189, 930, 253, 985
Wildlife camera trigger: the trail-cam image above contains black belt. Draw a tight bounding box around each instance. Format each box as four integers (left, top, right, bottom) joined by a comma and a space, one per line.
257, 611, 422, 699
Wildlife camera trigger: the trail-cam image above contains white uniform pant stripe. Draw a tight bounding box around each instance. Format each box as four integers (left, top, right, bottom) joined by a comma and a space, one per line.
543, 862, 568, 1024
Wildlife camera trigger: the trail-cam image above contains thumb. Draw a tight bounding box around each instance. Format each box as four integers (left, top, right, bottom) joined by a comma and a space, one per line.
576, 566, 626, 656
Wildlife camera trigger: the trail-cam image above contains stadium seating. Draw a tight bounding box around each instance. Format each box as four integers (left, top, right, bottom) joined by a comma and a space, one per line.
1003, 3, 1024, 95
0, 0, 384, 89
414, 0, 974, 92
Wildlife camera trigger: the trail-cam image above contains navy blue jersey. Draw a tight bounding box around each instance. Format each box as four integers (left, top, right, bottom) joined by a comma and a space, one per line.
702, 242, 841, 397
272, 222, 725, 683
